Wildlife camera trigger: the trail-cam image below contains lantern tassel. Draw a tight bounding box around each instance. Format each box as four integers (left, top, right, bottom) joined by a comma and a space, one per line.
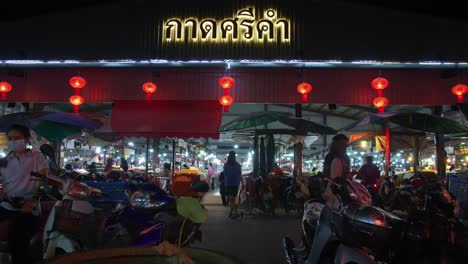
73, 105, 79, 113
457, 95, 463, 103
223, 89, 230, 96
1, 92, 6, 100
224, 105, 230, 113
301, 94, 308, 102
377, 90, 383, 97
146, 92, 152, 101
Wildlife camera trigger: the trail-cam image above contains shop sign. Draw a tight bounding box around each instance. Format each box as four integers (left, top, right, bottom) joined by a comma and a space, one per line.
163, 7, 290, 44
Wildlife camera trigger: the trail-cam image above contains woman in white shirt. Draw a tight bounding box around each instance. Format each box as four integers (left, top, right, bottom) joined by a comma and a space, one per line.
322, 134, 351, 209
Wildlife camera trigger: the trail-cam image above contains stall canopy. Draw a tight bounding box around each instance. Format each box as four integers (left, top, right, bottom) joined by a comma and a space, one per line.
111, 100, 222, 139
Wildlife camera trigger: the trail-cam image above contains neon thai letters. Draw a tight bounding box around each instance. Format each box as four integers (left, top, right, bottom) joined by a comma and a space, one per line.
163, 7, 291, 43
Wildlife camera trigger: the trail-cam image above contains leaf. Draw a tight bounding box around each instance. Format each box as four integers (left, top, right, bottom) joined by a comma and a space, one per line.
176, 197, 208, 224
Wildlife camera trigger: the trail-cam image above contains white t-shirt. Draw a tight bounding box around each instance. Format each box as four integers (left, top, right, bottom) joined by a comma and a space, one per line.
330, 157, 344, 179
0, 150, 48, 199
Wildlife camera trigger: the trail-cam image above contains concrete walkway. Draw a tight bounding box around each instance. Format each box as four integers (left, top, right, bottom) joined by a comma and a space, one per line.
194, 190, 302, 264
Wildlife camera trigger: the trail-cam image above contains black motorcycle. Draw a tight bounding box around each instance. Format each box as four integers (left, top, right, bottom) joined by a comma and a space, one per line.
283, 177, 399, 264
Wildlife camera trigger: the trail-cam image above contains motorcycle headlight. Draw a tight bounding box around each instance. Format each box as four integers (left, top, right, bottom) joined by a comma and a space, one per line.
129, 191, 167, 209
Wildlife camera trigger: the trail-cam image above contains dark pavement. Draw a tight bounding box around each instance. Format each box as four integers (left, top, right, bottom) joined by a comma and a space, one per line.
194, 191, 302, 264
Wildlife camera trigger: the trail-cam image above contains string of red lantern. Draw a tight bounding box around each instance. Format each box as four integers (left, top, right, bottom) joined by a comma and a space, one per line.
0, 81, 12, 100
297, 82, 313, 102
451, 84, 468, 103
142, 82, 157, 100
218, 76, 235, 112
371, 77, 389, 113
69, 76, 86, 113
371, 76, 390, 171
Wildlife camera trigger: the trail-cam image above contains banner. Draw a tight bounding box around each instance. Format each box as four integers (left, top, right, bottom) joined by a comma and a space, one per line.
0, 133, 7, 150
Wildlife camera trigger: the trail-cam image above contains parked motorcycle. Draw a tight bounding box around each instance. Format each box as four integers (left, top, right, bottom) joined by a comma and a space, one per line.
43, 177, 208, 259
283, 177, 405, 264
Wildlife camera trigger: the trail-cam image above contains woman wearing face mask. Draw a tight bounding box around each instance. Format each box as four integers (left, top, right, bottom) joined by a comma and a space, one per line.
0, 124, 49, 264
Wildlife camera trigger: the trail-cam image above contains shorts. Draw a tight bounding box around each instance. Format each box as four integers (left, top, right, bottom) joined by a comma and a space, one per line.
225, 185, 239, 196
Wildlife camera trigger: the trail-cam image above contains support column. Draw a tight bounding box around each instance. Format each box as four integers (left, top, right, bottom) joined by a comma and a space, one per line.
323, 114, 328, 148
153, 138, 161, 168
294, 104, 303, 178
434, 106, 446, 178
145, 138, 150, 174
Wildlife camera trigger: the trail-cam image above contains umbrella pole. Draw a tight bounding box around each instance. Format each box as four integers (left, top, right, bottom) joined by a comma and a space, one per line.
172, 139, 176, 176
55, 141, 61, 170
145, 137, 150, 175
385, 127, 391, 176
294, 104, 303, 178
414, 137, 420, 171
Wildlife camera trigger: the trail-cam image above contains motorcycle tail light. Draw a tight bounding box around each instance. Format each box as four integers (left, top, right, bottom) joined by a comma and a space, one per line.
139, 223, 163, 235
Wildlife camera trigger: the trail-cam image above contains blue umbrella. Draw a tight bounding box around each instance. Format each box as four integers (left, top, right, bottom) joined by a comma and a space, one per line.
339, 112, 399, 131
0, 111, 101, 132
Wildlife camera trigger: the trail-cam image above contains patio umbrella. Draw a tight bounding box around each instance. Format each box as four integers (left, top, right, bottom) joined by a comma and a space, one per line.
33, 122, 82, 142
0, 111, 102, 132
279, 117, 337, 135
341, 112, 468, 134
266, 134, 276, 172
219, 111, 290, 132
259, 137, 267, 178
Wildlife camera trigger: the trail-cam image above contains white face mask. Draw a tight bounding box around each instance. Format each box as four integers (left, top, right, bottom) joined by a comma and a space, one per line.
8, 139, 27, 153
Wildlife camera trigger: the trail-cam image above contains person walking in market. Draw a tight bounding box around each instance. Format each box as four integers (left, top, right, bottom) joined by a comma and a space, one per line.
0, 124, 49, 264
357, 156, 380, 186
218, 171, 227, 206
223, 151, 242, 218
208, 162, 216, 191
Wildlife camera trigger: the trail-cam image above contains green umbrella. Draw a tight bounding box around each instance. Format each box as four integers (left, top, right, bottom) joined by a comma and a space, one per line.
219, 112, 290, 132
279, 117, 337, 135
388, 112, 468, 134
341, 112, 468, 134
33, 121, 82, 142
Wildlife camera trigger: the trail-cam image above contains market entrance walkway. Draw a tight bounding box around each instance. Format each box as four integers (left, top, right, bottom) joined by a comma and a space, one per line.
195, 191, 302, 264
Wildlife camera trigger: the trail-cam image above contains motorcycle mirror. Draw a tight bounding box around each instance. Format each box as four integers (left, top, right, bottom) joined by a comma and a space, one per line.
191, 181, 209, 192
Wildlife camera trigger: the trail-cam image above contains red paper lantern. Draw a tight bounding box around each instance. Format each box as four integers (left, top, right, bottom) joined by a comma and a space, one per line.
69, 76, 87, 89
69, 95, 85, 113
451, 84, 468, 103
297, 82, 313, 102
0, 81, 12, 100
219, 95, 234, 112
218, 76, 235, 90
373, 96, 389, 112
142, 82, 158, 100
371, 77, 389, 90
371, 77, 389, 96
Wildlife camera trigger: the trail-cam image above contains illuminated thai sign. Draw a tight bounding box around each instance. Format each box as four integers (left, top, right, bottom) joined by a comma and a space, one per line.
163, 7, 290, 44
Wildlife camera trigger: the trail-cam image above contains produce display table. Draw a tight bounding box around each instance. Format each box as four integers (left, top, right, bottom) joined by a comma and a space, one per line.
172, 169, 201, 197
